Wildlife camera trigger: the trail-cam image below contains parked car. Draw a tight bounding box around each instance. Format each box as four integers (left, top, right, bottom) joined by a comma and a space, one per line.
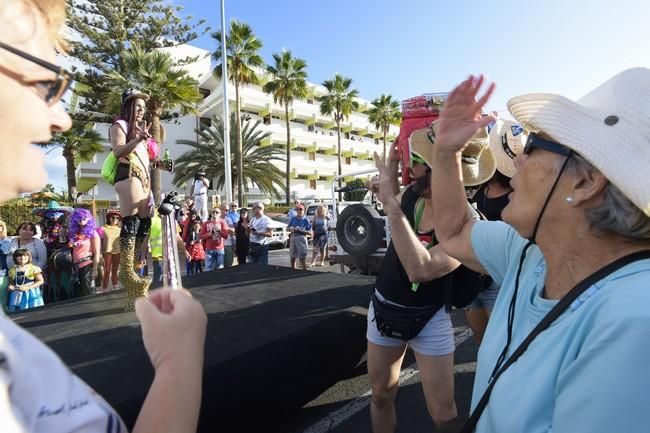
267, 219, 289, 249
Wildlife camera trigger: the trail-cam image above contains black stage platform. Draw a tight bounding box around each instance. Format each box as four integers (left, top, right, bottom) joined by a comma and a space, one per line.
14, 265, 375, 431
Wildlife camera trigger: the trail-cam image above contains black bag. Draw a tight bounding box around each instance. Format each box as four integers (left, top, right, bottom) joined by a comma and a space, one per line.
372, 293, 441, 341
446, 264, 486, 309
248, 243, 264, 257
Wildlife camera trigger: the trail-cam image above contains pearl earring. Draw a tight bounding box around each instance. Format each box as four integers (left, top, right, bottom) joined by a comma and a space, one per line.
565, 197, 574, 203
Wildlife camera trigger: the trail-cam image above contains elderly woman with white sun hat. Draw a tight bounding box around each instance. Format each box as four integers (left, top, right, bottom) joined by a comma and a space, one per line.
423, 69, 650, 433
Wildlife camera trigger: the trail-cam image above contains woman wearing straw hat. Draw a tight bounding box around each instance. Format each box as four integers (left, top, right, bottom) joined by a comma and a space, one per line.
427, 70, 650, 433
463, 119, 527, 343
365, 132, 492, 432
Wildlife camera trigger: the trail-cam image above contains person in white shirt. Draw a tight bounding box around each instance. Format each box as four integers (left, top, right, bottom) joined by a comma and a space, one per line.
190, 172, 209, 221
0, 2, 207, 432
247, 202, 272, 265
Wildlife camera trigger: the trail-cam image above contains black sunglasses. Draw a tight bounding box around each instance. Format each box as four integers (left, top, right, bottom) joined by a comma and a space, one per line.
524, 133, 572, 157
0, 41, 72, 106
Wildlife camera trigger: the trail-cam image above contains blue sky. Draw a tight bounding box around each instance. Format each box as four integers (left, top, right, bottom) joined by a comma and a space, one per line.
46, 0, 650, 192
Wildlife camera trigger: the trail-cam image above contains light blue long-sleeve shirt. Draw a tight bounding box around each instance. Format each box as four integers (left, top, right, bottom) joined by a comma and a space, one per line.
470, 221, 650, 433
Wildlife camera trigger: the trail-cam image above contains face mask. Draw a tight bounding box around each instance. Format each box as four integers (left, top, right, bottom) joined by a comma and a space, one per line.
46, 211, 64, 220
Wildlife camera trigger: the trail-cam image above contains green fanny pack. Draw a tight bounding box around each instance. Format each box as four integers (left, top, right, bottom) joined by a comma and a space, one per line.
101, 152, 119, 185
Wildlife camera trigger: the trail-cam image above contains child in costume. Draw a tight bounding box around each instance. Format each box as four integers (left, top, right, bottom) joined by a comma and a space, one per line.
7, 248, 45, 312
68, 208, 100, 297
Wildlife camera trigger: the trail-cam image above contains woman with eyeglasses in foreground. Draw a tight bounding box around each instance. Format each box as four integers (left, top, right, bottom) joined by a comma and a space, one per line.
0, 1, 206, 432
428, 72, 650, 433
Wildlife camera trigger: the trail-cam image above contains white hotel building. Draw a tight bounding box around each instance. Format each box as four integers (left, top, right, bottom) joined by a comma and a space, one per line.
76, 45, 399, 205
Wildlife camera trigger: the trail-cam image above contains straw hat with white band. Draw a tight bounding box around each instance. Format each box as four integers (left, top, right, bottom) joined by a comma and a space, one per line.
488, 119, 527, 178
508, 67, 650, 217
410, 122, 496, 186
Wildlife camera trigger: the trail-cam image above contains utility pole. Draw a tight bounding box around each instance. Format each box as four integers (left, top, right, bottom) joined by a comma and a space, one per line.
220, 0, 233, 204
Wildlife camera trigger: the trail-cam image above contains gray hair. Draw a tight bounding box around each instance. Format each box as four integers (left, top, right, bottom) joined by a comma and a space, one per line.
566, 154, 650, 241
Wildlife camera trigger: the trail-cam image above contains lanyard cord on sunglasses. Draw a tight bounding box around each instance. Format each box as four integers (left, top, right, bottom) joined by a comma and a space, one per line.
489, 151, 573, 381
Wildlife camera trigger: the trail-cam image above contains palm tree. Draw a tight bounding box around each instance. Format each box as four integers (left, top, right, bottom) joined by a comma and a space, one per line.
38, 85, 104, 201
368, 94, 402, 161
174, 114, 285, 200
105, 43, 202, 204
263, 50, 308, 205
318, 74, 359, 198
212, 20, 264, 205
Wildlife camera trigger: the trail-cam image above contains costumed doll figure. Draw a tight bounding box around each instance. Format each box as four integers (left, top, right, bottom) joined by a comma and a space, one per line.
109, 89, 173, 311
68, 208, 101, 298
33, 200, 74, 303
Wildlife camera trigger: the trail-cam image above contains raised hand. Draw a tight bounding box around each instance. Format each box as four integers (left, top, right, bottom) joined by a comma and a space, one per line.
369, 152, 400, 210
436, 75, 496, 153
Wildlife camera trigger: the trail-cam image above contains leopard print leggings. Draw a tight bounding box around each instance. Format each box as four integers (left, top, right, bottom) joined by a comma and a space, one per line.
119, 236, 152, 312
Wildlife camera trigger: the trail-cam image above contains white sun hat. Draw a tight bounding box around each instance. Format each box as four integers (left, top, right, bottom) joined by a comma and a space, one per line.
508, 67, 650, 216
488, 119, 528, 178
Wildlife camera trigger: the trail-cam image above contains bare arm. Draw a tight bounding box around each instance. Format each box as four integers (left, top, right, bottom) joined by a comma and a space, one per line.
110, 124, 145, 159
429, 76, 496, 273
383, 198, 460, 282
91, 232, 101, 274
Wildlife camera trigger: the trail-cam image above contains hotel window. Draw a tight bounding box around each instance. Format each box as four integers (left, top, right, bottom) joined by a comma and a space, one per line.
309, 152, 316, 161
345, 156, 351, 165
344, 132, 350, 139
263, 114, 271, 125
307, 98, 314, 104
308, 125, 315, 132
200, 117, 211, 128
309, 179, 317, 189
199, 88, 210, 99
374, 138, 380, 145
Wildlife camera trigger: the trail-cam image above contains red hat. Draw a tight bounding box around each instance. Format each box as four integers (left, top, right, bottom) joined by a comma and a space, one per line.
106, 208, 122, 220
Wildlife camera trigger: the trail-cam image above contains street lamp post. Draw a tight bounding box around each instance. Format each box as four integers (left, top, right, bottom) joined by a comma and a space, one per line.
220, 0, 233, 204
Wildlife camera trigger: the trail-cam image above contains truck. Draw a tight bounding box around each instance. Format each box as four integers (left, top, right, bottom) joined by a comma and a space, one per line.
327, 168, 388, 275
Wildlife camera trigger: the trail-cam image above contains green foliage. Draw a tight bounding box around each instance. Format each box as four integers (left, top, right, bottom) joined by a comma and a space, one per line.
212, 20, 264, 205
368, 94, 402, 159
174, 114, 286, 199
318, 74, 359, 192
265, 206, 291, 214
263, 50, 309, 205
104, 44, 201, 118
318, 74, 360, 124
212, 20, 264, 86
0, 199, 88, 234
66, 0, 209, 122
37, 121, 103, 200
105, 43, 202, 203
344, 178, 368, 201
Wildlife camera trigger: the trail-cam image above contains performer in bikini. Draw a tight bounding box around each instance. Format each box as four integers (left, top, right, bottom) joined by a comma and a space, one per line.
109, 88, 172, 311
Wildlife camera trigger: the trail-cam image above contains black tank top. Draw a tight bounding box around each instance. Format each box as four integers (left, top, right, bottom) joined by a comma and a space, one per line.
471, 184, 510, 221
374, 186, 448, 308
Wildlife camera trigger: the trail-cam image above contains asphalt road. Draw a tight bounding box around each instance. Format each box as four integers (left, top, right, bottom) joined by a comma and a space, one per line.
264, 247, 479, 433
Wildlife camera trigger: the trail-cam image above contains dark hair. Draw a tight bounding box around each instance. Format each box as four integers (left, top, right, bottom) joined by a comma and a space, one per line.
12, 248, 32, 263
17, 221, 36, 235
120, 97, 143, 142
492, 170, 512, 188
239, 208, 248, 215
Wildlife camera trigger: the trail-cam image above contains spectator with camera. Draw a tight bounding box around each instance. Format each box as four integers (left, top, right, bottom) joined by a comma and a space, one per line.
201, 207, 228, 271
248, 202, 272, 265
288, 204, 311, 270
